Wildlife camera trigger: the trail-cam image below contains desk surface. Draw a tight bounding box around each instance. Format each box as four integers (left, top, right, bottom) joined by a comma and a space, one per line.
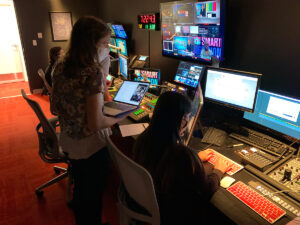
189, 136, 298, 225
116, 117, 298, 225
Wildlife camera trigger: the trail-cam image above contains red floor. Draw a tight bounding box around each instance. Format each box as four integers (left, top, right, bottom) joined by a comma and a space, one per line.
0, 81, 30, 99
0, 83, 120, 225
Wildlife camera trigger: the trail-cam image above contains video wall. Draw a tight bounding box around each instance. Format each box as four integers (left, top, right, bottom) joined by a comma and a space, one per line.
161, 0, 225, 63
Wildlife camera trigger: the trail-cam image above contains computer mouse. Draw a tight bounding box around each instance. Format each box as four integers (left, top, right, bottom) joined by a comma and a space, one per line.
220, 176, 236, 188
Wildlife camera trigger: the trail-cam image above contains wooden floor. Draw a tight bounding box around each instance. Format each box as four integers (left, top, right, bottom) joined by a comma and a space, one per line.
0, 82, 120, 225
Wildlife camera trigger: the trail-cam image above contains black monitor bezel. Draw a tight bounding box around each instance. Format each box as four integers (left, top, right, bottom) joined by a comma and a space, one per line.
133, 68, 161, 85
204, 67, 262, 113
173, 60, 206, 90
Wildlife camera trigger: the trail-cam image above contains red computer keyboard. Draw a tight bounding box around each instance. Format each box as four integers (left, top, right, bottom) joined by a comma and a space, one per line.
208, 150, 243, 175
227, 181, 286, 224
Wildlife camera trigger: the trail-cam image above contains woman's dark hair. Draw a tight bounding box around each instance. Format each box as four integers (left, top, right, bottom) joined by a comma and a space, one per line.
63, 16, 111, 77
48, 46, 62, 63
133, 91, 192, 179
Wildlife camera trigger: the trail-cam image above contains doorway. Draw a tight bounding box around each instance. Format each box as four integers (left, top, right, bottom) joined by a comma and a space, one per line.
0, 0, 27, 84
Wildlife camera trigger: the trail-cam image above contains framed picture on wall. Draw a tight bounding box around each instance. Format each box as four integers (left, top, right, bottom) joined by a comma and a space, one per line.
49, 12, 73, 41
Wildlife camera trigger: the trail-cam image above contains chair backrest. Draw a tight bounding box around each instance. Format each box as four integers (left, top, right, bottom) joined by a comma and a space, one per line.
105, 133, 160, 224
38, 68, 53, 94
21, 89, 63, 163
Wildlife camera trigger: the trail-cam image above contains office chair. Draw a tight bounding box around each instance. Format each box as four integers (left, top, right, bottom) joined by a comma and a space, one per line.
21, 89, 71, 203
105, 133, 160, 225
37, 68, 52, 95
37, 68, 57, 115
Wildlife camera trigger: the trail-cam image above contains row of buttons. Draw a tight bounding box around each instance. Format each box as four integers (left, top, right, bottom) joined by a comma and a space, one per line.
255, 185, 300, 216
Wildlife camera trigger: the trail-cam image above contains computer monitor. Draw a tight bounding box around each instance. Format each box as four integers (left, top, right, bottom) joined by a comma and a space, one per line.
204, 67, 261, 112
160, 0, 225, 63
119, 54, 128, 79
174, 61, 205, 88
109, 38, 118, 53
107, 23, 116, 37
133, 68, 161, 85
112, 24, 127, 39
244, 90, 300, 139
116, 38, 128, 56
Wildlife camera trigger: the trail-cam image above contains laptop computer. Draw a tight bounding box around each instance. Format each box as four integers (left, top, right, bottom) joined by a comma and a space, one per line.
104, 80, 150, 116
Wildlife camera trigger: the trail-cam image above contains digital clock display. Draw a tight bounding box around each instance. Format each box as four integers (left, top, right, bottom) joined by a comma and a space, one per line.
138, 13, 160, 30
140, 14, 156, 24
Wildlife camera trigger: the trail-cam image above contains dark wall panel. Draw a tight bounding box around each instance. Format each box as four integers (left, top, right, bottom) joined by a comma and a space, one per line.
99, 0, 300, 98
14, 0, 99, 92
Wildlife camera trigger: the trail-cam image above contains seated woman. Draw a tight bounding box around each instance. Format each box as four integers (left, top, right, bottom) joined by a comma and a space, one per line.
45, 46, 64, 88
133, 91, 232, 225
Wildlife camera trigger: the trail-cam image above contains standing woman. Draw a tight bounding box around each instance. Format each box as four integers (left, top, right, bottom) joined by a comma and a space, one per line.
52, 16, 128, 225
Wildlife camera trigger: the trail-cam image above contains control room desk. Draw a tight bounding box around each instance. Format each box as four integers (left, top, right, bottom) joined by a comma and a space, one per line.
189, 137, 297, 225
115, 119, 297, 225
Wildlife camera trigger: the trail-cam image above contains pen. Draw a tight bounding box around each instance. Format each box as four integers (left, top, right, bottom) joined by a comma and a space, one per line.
232, 143, 244, 147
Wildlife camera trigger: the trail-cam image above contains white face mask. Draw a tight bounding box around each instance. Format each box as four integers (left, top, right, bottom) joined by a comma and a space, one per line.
98, 47, 110, 63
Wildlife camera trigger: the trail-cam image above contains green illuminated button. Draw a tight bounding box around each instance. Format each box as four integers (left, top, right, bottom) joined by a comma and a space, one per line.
134, 109, 144, 115
151, 98, 158, 104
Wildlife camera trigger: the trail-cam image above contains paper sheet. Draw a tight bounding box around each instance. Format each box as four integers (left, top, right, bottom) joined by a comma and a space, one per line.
119, 123, 149, 137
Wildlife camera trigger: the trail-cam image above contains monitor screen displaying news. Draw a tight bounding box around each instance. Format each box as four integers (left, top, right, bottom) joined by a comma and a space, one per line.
204, 68, 261, 112
160, 0, 225, 63
174, 61, 204, 88
112, 24, 128, 39
244, 90, 300, 139
116, 38, 128, 56
134, 69, 160, 85
119, 55, 128, 79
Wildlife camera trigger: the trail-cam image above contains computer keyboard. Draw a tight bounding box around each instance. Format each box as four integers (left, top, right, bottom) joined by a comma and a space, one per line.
201, 127, 227, 146
227, 181, 286, 224
230, 127, 294, 157
235, 148, 279, 171
207, 150, 244, 176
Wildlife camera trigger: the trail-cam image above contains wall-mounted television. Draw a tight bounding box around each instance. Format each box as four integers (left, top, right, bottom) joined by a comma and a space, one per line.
160, 0, 225, 63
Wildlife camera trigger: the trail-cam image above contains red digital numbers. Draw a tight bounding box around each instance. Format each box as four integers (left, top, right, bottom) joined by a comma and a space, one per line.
140, 14, 156, 24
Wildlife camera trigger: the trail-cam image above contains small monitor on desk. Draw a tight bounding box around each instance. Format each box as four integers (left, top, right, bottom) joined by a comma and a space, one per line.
174, 61, 205, 89
244, 90, 300, 139
119, 54, 128, 79
116, 38, 128, 56
133, 68, 160, 85
204, 67, 261, 112
112, 24, 127, 39
109, 38, 118, 53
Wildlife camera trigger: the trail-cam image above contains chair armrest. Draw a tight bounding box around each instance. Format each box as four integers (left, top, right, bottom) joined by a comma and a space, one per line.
48, 116, 59, 128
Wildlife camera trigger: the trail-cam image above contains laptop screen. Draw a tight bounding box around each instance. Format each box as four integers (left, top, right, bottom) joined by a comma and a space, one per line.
114, 81, 150, 106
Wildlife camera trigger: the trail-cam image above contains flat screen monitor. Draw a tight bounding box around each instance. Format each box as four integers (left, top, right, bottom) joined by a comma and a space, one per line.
116, 38, 128, 56
133, 68, 161, 85
244, 90, 300, 139
174, 61, 204, 88
107, 23, 116, 37
119, 54, 128, 79
160, 0, 225, 63
109, 38, 117, 53
204, 67, 261, 112
112, 24, 128, 39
